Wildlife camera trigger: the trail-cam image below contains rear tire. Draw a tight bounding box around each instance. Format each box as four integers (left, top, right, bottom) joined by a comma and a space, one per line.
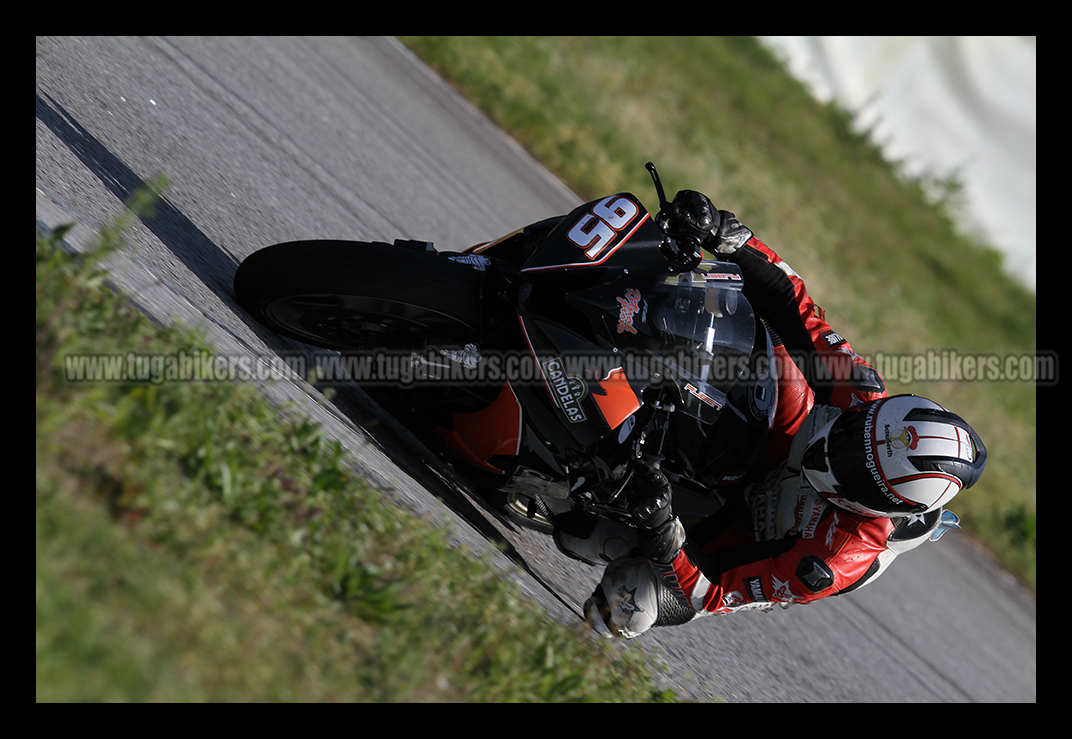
233, 241, 485, 351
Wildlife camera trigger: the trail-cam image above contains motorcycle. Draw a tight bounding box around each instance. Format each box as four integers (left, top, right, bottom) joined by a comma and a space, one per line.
233, 163, 779, 537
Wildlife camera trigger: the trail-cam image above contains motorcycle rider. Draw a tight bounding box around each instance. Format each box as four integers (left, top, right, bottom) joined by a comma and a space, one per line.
554, 189, 988, 638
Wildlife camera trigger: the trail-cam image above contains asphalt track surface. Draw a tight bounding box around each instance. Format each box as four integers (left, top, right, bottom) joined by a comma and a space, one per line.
36, 36, 1035, 703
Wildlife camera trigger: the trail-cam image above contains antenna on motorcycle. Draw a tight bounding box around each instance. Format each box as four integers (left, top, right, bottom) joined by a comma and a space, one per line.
645, 161, 671, 210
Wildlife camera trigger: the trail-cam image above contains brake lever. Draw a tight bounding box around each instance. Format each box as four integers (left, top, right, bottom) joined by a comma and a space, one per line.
646, 161, 671, 210
647, 161, 703, 272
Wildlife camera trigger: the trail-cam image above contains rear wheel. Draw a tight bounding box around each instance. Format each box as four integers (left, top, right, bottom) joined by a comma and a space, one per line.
485, 489, 558, 535
233, 240, 485, 351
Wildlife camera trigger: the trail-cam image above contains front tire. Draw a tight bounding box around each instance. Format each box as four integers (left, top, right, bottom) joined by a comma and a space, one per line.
233, 241, 485, 351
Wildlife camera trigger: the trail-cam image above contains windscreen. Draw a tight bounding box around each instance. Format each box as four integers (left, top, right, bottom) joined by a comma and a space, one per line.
605, 266, 754, 423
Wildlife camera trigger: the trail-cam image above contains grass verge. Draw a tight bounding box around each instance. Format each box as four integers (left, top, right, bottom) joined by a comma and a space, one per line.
36, 218, 675, 702
400, 36, 1036, 590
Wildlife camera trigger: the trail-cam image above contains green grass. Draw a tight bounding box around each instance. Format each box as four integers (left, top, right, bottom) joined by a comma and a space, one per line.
36, 220, 675, 702
401, 36, 1035, 589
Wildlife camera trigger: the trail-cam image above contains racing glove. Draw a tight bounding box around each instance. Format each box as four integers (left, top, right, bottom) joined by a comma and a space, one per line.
627, 461, 686, 564
656, 190, 719, 270
709, 210, 754, 255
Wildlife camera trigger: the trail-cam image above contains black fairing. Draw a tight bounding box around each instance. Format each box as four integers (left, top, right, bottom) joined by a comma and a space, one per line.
501, 193, 775, 488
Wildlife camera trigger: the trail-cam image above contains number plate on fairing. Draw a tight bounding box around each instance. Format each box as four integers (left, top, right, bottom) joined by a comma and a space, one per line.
521, 194, 668, 274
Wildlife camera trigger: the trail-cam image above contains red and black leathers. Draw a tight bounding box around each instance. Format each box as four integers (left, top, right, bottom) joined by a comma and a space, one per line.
655, 234, 893, 614
739, 237, 887, 466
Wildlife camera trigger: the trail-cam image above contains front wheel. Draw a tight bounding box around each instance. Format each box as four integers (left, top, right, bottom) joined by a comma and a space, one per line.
233, 241, 485, 351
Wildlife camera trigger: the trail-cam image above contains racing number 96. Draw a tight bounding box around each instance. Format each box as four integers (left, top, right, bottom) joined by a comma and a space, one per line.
567, 196, 640, 260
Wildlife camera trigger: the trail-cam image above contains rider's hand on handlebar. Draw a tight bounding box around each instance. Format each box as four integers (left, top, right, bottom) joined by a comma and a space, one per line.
657, 189, 754, 263
665, 190, 721, 243
627, 461, 686, 564
657, 190, 718, 269
627, 461, 673, 529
